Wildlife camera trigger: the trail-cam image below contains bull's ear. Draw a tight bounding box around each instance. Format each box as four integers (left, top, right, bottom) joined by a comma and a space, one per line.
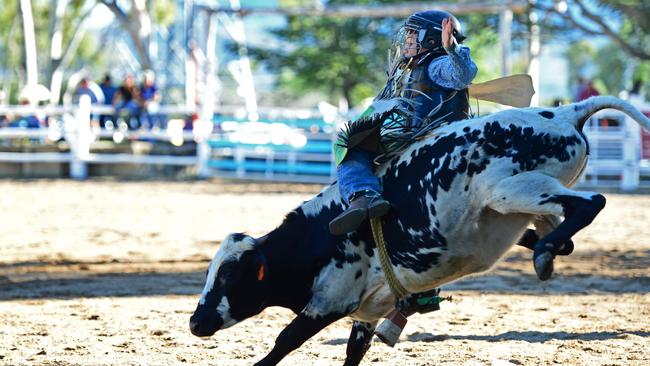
239, 250, 265, 281
257, 263, 265, 281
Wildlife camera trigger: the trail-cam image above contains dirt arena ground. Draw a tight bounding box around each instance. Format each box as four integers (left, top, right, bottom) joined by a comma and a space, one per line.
0, 179, 648, 366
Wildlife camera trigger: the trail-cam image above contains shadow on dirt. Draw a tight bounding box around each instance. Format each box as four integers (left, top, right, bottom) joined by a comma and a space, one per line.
1, 249, 648, 300
405, 330, 650, 343
322, 330, 649, 347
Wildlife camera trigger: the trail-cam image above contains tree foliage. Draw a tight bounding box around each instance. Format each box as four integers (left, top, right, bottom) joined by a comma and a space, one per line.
534, 0, 649, 59
538, 0, 650, 96
1, 0, 100, 103
247, 0, 506, 107
0, 2, 21, 75
98, 0, 177, 70
248, 0, 398, 107
246, 0, 649, 107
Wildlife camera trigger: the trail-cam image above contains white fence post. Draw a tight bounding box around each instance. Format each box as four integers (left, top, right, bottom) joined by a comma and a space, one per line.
197, 139, 211, 178
70, 95, 91, 180
196, 85, 215, 178
621, 113, 641, 191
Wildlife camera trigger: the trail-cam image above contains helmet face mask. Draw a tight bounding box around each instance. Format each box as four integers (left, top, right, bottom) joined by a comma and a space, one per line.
393, 27, 421, 58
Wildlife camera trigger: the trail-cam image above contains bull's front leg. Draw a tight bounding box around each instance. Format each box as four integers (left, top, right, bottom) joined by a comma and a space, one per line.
343, 321, 376, 366
487, 171, 605, 281
254, 312, 343, 366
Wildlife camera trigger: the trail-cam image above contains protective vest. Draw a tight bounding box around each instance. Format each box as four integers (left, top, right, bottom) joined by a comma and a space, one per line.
403, 52, 470, 128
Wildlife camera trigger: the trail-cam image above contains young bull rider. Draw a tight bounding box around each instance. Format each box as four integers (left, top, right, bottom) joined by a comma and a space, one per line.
329, 10, 477, 237
328, 10, 477, 335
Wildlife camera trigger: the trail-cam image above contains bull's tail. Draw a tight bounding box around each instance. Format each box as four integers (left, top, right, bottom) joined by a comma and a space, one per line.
570, 95, 650, 131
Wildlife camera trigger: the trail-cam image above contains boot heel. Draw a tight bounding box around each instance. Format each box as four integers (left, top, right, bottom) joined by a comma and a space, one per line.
368, 200, 390, 218
329, 208, 367, 235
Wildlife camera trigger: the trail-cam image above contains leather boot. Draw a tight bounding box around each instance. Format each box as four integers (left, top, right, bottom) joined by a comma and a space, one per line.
329, 192, 390, 235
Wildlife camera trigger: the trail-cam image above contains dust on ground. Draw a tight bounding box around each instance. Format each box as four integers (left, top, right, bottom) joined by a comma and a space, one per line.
0, 180, 648, 365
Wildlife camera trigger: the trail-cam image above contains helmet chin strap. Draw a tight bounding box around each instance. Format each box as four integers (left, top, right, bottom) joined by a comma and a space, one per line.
401, 48, 445, 66
420, 41, 446, 57
429, 45, 446, 55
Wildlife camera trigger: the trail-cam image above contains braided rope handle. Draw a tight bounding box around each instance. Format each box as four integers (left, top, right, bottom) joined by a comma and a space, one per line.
370, 217, 409, 299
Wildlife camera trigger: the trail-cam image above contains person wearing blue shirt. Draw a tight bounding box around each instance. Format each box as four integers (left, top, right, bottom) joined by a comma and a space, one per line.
74, 78, 99, 104
140, 70, 162, 129
99, 75, 117, 128
330, 10, 478, 236
99, 75, 116, 105
74, 78, 101, 125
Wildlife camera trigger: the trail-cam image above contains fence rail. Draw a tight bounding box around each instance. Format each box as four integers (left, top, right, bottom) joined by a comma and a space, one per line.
1, 97, 649, 190
0, 96, 337, 183
576, 104, 650, 190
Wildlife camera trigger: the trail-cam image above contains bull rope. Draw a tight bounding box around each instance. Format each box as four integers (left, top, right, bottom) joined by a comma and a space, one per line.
370, 217, 409, 299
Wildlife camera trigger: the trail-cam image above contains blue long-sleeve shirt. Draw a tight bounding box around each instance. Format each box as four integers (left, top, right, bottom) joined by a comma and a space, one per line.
427, 41, 477, 90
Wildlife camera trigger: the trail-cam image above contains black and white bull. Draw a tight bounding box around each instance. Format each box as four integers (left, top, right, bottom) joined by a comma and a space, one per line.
190, 96, 650, 366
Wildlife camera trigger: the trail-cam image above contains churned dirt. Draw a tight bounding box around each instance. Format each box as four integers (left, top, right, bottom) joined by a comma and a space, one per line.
0, 180, 648, 366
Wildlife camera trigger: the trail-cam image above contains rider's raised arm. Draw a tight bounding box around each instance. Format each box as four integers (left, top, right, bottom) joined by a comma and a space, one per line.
427, 41, 477, 90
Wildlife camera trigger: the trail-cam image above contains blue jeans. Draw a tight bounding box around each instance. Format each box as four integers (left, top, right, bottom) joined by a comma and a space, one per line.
114, 100, 141, 129
337, 149, 382, 204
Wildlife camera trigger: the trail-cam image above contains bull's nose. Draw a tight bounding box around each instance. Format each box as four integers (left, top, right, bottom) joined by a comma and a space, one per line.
189, 315, 219, 337
189, 318, 201, 336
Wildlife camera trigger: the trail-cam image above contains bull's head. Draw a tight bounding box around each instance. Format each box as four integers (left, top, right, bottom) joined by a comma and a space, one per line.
189, 233, 268, 337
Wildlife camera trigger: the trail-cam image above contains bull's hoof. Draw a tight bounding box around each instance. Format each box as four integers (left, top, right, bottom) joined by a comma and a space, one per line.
557, 239, 574, 256
534, 251, 554, 281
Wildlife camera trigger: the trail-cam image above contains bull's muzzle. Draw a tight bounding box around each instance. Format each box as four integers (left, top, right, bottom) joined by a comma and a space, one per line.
189, 310, 223, 337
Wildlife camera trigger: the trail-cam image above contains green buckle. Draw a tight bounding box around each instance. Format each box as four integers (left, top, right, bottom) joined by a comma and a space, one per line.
416, 295, 453, 306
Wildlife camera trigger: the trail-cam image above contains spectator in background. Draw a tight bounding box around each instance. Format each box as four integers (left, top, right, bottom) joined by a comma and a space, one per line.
74, 78, 99, 104
575, 76, 600, 101
574, 76, 586, 101
99, 75, 117, 128
139, 70, 163, 129
8, 97, 42, 129
113, 74, 142, 130
0, 91, 7, 127
74, 78, 100, 127
630, 79, 643, 96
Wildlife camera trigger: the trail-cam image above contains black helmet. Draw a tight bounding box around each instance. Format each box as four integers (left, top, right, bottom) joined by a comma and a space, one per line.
404, 10, 466, 50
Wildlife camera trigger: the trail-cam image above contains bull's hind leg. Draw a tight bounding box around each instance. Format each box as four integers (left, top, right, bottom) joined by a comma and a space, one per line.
343, 321, 376, 366
517, 215, 574, 256
486, 172, 605, 281
254, 312, 343, 366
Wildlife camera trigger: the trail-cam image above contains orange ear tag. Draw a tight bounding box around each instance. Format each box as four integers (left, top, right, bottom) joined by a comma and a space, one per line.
257, 263, 265, 281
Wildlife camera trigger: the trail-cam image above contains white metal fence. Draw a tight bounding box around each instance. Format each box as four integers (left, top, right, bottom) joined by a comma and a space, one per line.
0, 96, 200, 179
577, 99, 650, 190
0, 96, 337, 183
1, 97, 649, 189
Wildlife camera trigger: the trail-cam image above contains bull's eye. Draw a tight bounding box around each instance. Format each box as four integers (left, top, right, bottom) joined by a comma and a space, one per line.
217, 261, 236, 287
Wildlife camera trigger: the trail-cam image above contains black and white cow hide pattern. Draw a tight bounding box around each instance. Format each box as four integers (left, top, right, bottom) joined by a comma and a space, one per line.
190, 96, 650, 366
